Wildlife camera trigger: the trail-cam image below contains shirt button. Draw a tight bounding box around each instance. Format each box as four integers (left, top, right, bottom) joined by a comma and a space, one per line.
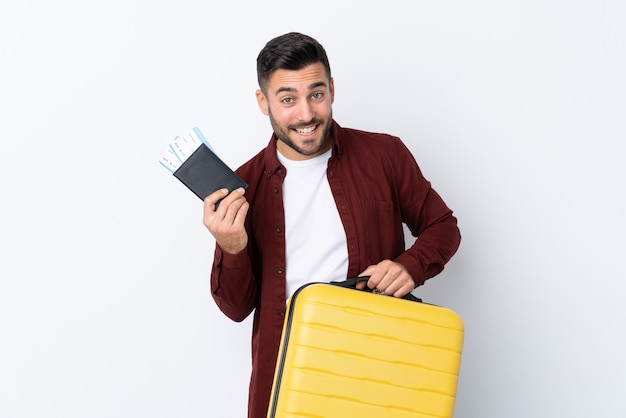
273, 188, 279, 194
277, 268, 284, 274
278, 310, 285, 317
276, 227, 282, 233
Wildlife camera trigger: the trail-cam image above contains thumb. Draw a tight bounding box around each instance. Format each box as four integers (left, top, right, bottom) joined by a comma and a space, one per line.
356, 266, 375, 289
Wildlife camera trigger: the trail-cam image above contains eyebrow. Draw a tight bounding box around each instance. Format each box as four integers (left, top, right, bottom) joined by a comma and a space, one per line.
275, 81, 328, 95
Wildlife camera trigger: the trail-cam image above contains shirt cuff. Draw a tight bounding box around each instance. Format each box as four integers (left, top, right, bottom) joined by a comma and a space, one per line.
218, 246, 250, 269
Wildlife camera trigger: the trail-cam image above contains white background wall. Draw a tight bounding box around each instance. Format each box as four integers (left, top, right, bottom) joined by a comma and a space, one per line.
1, 1, 624, 417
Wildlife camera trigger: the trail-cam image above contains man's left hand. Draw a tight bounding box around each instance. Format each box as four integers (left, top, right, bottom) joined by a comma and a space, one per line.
356, 260, 415, 298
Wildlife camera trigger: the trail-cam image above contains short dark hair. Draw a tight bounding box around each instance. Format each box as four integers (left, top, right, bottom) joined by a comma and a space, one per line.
256, 32, 331, 93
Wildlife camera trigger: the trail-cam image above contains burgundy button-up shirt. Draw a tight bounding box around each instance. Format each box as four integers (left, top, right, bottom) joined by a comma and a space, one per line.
210, 121, 461, 418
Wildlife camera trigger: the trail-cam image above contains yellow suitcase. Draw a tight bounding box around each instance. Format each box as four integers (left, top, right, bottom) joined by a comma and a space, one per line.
267, 278, 464, 418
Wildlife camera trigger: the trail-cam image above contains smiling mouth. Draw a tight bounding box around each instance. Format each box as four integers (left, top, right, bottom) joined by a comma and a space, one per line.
294, 125, 317, 135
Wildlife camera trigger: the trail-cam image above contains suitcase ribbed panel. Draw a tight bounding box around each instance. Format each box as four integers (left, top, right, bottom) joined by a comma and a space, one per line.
268, 283, 464, 418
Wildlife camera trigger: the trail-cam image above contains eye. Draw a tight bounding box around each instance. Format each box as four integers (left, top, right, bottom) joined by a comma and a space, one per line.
281, 97, 294, 105
312, 92, 323, 99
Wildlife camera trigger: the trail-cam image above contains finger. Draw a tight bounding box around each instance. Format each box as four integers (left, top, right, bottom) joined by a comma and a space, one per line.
373, 267, 408, 296
367, 269, 393, 294
204, 191, 227, 230
357, 266, 375, 288
357, 266, 379, 289
203, 189, 245, 231
365, 264, 390, 290
208, 188, 245, 216
355, 281, 366, 290
215, 195, 247, 230
233, 200, 250, 226
204, 188, 230, 211
383, 278, 405, 297
387, 276, 415, 298
218, 189, 247, 223
358, 264, 376, 277
217, 187, 247, 211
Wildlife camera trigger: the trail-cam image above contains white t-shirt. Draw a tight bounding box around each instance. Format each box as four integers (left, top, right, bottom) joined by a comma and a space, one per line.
277, 148, 349, 299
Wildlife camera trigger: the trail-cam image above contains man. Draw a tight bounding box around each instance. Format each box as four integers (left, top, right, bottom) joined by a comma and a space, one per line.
203, 32, 461, 418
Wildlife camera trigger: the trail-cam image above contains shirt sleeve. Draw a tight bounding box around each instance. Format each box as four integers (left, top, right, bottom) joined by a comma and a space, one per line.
210, 244, 258, 322
392, 140, 461, 286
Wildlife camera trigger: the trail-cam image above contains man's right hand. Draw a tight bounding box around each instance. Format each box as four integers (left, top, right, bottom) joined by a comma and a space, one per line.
203, 187, 249, 254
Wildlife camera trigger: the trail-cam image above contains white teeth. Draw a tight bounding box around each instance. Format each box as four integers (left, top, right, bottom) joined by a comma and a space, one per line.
297, 126, 315, 134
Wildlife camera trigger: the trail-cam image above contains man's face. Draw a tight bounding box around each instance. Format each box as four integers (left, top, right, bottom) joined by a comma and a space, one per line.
256, 62, 334, 160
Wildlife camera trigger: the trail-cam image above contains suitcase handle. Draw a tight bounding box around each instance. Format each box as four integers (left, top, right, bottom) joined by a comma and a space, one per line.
331, 276, 422, 303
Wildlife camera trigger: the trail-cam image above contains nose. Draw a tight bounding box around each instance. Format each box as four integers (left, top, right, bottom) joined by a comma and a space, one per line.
295, 99, 314, 122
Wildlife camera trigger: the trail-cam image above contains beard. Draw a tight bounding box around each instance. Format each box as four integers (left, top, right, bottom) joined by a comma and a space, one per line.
268, 109, 333, 157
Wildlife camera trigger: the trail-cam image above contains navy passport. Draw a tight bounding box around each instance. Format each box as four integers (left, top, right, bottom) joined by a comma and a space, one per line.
173, 143, 248, 200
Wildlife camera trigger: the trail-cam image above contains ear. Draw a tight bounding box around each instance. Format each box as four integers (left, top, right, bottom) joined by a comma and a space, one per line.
329, 77, 335, 104
256, 89, 269, 115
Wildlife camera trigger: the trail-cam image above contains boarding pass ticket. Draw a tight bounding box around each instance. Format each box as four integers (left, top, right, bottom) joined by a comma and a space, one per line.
159, 127, 215, 173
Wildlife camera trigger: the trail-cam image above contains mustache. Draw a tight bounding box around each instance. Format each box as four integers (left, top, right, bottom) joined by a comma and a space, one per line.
291, 119, 322, 129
